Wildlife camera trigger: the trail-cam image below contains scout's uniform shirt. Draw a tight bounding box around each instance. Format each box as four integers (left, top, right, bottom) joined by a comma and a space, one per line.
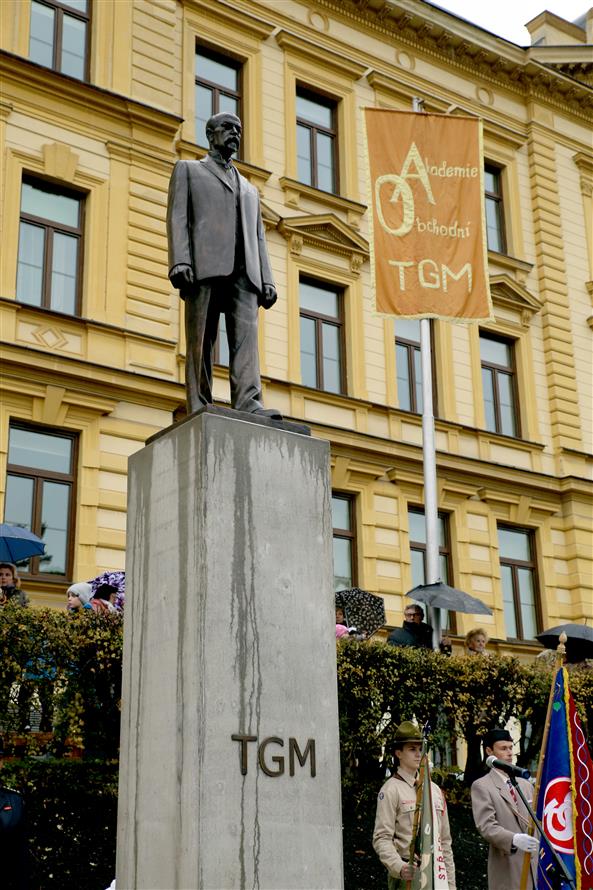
372, 767, 456, 888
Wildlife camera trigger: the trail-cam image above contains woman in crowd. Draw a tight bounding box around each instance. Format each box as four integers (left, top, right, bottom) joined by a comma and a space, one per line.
465, 628, 490, 656
0, 562, 29, 607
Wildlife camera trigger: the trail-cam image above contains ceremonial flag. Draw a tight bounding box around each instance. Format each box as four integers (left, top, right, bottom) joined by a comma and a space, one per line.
408, 752, 449, 889
363, 109, 492, 321
535, 667, 593, 889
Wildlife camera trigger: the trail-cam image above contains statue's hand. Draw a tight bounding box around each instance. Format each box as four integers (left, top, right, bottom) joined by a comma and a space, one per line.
259, 284, 277, 309
170, 264, 195, 290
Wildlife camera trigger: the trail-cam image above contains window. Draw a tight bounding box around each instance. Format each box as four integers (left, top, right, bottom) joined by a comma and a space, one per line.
16, 177, 84, 315
408, 508, 451, 589
332, 494, 355, 591
195, 46, 242, 148
29, 0, 90, 81
3, 425, 78, 579
299, 279, 345, 394
408, 507, 455, 631
484, 164, 506, 254
395, 318, 439, 414
498, 526, 539, 641
296, 87, 337, 193
480, 333, 520, 437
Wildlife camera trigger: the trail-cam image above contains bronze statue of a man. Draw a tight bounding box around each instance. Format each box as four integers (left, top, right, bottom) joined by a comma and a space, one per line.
167, 112, 280, 417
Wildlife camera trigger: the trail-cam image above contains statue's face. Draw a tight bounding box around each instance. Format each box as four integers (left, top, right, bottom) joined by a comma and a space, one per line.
207, 114, 242, 156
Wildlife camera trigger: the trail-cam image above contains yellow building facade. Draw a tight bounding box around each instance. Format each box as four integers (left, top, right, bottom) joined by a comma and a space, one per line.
0, 0, 591, 657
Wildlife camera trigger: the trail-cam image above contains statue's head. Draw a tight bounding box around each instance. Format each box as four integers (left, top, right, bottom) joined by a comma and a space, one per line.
205, 112, 242, 158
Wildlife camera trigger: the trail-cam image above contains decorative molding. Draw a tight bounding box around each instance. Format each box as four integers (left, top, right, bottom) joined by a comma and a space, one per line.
278, 176, 366, 227
185, 0, 276, 42
42, 142, 79, 182
106, 139, 133, 164
0, 100, 13, 121
487, 250, 534, 284
489, 274, 543, 325
573, 151, 593, 197
275, 30, 367, 81
315, 1, 593, 119
260, 201, 281, 232
0, 51, 182, 139
279, 212, 369, 272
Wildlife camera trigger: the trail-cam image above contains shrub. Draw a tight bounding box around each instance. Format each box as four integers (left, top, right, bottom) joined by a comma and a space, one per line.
2, 612, 591, 889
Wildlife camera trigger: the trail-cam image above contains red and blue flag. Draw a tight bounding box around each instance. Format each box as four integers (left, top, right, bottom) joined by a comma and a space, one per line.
535, 667, 593, 890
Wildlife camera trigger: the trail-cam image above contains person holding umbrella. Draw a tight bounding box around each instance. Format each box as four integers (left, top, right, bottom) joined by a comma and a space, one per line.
0, 563, 28, 608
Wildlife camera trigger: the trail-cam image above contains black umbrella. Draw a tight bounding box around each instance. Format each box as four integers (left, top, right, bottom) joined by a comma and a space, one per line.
536, 624, 593, 661
406, 581, 492, 616
335, 587, 386, 637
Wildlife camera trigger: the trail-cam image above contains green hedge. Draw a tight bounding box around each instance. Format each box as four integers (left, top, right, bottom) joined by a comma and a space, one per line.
0, 602, 122, 758
2, 609, 592, 889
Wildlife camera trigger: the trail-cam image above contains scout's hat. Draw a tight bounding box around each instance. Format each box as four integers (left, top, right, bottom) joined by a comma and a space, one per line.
482, 727, 512, 751
394, 720, 423, 744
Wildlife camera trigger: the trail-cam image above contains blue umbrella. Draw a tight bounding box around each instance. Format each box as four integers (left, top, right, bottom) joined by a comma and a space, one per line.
0, 523, 45, 563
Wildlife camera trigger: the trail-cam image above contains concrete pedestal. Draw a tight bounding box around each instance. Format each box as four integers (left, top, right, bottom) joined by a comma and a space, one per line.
116, 408, 343, 889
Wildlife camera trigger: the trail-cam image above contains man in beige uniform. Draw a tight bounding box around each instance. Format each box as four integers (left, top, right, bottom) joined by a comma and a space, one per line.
373, 721, 456, 890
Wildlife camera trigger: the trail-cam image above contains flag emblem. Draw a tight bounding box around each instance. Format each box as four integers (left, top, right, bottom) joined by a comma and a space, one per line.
542, 778, 573, 852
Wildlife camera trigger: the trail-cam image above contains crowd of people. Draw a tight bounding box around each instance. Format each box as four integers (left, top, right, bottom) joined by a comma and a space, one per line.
0, 562, 124, 616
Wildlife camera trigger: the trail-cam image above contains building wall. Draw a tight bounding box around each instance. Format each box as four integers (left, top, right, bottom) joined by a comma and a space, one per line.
0, 0, 591, 656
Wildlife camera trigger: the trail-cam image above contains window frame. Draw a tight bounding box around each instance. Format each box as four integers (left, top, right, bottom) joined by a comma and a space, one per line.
4, 422, 79, 582
17, 175, 85, 316
408, 505, 456, 633
195, 43, 243, 152
299, 277, 346, 394
296, 85, 339, 194
484, 162, 507, 255
332, 492, 356, 592
394, 320, 438, 416
479, 331, 521, 438
29, 0, 91, 82
498, 524, 541, 642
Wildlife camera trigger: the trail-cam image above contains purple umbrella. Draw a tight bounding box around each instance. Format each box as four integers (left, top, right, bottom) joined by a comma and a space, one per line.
88, 571, 125, 611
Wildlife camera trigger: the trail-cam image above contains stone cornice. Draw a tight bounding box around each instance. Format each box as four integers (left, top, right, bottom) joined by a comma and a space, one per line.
184, 0, 276, 42
275, 29, 368, 81
0, 51, 182, 139
279, 212, 369, 272
315, 0, 593, 120
279, 176, 367, 226
489, 274, 543, 325
0, 296, 177, 347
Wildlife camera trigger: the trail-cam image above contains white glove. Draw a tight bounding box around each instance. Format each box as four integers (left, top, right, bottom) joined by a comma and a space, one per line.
513, 833, 538, 853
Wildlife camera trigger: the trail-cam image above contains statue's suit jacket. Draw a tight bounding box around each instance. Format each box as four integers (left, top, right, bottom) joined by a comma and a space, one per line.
166, 155, 275, 296
471, 770, 536, 890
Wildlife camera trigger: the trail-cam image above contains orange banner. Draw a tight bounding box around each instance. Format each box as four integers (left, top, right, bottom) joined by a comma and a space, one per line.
364, 109, 492, 320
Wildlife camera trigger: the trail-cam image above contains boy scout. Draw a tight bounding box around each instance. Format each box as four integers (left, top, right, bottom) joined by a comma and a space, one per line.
373, 721, 456, 889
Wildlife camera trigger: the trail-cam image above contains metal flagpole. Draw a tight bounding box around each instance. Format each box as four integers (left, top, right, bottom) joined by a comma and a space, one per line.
412, 96, 441, 650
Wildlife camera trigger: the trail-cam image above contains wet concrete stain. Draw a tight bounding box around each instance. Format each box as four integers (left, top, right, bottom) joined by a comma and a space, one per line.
129, 445, 153, 888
